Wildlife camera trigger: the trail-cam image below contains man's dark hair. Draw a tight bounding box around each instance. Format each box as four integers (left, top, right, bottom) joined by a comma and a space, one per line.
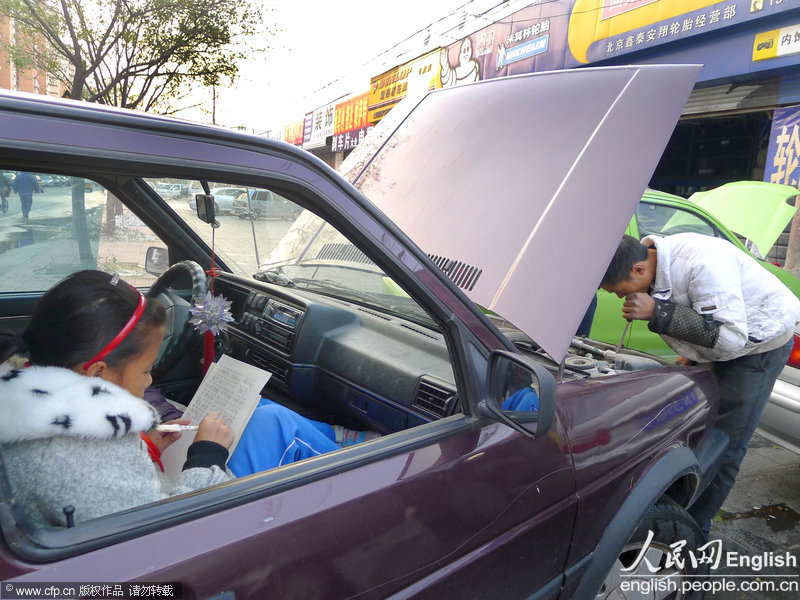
601, 235, 649, 286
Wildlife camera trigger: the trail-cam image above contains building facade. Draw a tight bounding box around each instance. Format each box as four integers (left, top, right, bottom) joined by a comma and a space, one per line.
0, 15, 63, 97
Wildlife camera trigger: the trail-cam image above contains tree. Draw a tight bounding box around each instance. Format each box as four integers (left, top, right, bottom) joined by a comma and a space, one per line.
0, 0, 264, 113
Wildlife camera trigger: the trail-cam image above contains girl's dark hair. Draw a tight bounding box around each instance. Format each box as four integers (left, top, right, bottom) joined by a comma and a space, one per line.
601, 235, 650, 286
0, 271, 166, 368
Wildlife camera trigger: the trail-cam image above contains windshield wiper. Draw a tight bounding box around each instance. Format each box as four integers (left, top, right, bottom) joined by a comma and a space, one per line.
290, 277, 386, 305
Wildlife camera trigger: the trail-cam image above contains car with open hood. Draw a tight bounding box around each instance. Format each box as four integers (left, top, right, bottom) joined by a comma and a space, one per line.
0, 65, 725, 599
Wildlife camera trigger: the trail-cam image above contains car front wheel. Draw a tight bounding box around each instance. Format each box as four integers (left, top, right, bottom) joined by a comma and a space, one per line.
596, 499, 707, 600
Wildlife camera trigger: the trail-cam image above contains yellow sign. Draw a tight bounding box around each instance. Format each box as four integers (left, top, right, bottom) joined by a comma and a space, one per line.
753, 23, 800, 61
368, 49, 441, 124
568, 0, 723, 64
753, 29, 780, 61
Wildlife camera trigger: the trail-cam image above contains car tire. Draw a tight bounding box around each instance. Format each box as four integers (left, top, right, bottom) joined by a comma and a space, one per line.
596, 499, 708, 599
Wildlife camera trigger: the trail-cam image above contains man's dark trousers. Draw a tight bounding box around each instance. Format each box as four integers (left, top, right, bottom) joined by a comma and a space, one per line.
689, 338, 793, 536
19, 193, 32, 218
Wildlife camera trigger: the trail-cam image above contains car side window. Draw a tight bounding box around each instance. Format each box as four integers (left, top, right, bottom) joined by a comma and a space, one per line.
0, 171, 163, 292
636, 202, 720, 239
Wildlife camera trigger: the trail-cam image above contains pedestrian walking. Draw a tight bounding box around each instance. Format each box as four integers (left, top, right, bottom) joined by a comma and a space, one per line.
600, 233, 800, 539
0, 173, 10, 214
12, 172, 41, 223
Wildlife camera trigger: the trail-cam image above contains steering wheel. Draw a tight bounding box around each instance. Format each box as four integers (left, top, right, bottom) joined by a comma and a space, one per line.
147, 260, 208, 373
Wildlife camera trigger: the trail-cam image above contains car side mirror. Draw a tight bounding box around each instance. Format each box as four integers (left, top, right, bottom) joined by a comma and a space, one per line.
145, 246, 169, 276
195, 193, 217, 225
480, 349, 556, 439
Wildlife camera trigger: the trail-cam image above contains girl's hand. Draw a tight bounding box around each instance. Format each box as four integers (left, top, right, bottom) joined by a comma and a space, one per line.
196, 411, 234, 448
148, 418, 191, 452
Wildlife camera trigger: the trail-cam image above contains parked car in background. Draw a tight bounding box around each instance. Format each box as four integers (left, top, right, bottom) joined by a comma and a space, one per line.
187, 186, 246, 215
0, 65, 720, 599
233, 189, 303, 220
588, 182, 800, 453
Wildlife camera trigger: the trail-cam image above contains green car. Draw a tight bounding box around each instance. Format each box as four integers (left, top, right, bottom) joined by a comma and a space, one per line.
589, 182, 800, 360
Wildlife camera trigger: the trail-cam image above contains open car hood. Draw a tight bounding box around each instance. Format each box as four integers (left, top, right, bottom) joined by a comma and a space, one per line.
689, 182, 799, 258
342, 65, 698, 362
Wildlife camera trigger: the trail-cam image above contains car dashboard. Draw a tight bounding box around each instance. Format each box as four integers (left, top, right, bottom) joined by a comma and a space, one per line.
214, 274, 459, 433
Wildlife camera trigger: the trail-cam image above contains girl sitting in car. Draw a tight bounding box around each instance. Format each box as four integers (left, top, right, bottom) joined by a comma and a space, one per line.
0, 271, 372, 527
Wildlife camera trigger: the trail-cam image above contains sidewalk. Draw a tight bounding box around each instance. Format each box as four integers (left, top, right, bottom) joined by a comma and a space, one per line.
710, 433, 800, 598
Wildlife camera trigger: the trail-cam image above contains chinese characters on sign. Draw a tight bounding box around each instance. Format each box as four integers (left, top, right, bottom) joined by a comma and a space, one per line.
368, 49, 441, 124
765, 106, 800, 189
603, 2, 739, 56
331, 92, 371, 153
304, 101, 336, 150
753, 22, 800, 61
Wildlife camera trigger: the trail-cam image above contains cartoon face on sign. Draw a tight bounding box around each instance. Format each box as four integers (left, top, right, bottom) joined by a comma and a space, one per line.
440, 38, 481, 87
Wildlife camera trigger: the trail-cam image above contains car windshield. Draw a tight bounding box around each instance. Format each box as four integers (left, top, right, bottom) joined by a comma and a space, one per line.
145, 178, 438, 330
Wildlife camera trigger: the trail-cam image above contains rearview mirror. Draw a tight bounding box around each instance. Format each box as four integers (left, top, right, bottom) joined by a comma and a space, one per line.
145, 246, 169, 276
480, 350, 556, 439
195, 193, 217, 224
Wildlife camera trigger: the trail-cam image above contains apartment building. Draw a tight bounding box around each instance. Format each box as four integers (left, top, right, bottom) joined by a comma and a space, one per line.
0, 15, 62, 96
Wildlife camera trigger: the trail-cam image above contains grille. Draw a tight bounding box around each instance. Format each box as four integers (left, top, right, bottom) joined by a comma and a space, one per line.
427, 254, 482, 291
316, 243, 374, 265
313, 244, 483, 292
413, 377, 456, 419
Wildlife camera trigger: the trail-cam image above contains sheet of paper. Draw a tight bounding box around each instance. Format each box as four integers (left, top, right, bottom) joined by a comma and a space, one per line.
161, 354, 271, 480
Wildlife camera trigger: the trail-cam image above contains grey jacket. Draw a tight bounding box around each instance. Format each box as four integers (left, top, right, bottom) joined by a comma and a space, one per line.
0, 365, 231, 528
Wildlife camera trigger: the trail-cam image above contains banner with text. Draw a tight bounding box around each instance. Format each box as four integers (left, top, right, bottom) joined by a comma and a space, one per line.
368, 49, 442, 124
765, 105, 800, 189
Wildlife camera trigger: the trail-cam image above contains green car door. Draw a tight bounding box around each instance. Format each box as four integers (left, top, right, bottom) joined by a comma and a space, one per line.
589, 184, 800, 360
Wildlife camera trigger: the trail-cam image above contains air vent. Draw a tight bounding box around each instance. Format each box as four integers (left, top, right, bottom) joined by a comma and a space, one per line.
259, 322, 293, 353
316, 243, 375, 265
427, 254, 482, 291
247, 349, 289, 384
413, 377, 456, 419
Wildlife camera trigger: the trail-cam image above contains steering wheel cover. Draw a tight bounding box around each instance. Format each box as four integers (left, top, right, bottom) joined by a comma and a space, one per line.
147, 260, 208, 373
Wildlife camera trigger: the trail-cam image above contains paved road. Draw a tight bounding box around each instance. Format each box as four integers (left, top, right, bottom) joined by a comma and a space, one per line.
707, 434, 800, 599
164, 196, 293, 276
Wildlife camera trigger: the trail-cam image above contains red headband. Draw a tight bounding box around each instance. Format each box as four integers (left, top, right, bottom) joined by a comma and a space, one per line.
83, 292, 147, 371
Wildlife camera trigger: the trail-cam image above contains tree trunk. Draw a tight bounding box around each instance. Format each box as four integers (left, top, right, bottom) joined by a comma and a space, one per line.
103, 192, 123, 236
69, 69, 85, 100
71, 180, 94, 267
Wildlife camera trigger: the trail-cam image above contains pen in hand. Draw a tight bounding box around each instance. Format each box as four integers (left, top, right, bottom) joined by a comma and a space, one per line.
154, 424, 199, 432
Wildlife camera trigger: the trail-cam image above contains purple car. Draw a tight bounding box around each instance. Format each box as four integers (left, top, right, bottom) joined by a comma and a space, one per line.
0, 64, 722, 599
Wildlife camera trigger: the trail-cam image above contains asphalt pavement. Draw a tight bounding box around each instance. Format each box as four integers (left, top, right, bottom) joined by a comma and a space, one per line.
708, 433, 800, 599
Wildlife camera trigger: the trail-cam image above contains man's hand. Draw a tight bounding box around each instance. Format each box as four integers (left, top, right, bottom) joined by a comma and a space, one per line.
148, 418, 191, 452
622, 292, 656, 321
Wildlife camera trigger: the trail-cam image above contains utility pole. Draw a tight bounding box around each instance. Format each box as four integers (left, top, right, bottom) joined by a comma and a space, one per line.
212, 86, 217, 125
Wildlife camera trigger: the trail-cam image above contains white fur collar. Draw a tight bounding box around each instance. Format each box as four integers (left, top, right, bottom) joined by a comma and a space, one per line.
0, 364, 159, 443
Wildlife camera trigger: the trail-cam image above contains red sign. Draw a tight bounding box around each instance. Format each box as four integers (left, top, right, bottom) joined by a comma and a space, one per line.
283, 120, 304, 146
334, 93, 369, 135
